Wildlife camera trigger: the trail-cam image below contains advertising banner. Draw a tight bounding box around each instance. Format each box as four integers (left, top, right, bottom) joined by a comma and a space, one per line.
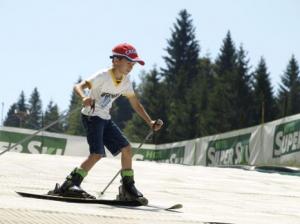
2, 113, 300, 167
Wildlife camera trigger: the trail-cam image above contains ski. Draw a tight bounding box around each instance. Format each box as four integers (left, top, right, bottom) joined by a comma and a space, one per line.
146, 203, 183, 211
16, 191, 182, 211
16, 191, 142, 206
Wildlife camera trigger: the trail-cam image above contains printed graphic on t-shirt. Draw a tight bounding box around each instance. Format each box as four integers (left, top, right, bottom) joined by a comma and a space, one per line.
99, 92, 121, 109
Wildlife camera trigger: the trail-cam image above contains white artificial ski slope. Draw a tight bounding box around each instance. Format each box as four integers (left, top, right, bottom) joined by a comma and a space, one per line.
0, 152, 300, 224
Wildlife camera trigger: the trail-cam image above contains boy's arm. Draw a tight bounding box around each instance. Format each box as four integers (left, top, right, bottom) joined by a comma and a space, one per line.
128, 95, 163, 131
74, 80, 93, 107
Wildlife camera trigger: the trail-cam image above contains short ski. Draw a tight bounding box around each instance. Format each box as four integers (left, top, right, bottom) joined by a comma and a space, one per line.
16, 191, 142, 206
16, 191, 182, 210
147, 203, 183, 211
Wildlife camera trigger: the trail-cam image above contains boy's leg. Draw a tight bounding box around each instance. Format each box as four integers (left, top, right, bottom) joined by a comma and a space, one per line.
119, 145, 143, 199
49, 167, 95, 199
58, 154, 101, 194
54, 154, 101, 198
80, 154, 102, 172
103, 121, 144, 200
121, 145, 132, 170
53, 115, 105, 198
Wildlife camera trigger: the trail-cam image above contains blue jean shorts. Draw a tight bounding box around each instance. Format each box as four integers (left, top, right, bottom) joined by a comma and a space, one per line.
81, 114, 130, 156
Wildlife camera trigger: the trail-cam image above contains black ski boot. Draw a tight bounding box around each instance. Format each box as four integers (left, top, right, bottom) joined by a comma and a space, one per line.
116, 169, 148, 205
48, 168, 95, 199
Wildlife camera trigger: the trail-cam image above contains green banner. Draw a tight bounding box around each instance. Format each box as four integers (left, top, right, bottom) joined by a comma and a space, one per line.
0, 130, 67, 155
206, 133, 251, 166
273, 119, 300, 158
132, 146, 185, 164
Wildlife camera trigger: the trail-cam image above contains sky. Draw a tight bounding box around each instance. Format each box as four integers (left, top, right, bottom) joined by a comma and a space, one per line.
1, 0, 300, 125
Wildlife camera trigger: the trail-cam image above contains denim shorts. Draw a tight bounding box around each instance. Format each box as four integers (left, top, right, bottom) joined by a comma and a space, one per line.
81, 114, 130, 156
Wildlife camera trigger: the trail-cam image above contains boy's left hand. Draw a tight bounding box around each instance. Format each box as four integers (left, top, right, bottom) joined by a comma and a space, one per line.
151, 119, 163, 131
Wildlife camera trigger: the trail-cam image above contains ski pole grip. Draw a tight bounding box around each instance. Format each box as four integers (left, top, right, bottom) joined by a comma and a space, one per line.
152, 119, 163, 130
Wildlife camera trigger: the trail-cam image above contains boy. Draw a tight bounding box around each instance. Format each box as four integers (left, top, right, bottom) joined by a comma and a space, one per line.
51, 43, 163, 201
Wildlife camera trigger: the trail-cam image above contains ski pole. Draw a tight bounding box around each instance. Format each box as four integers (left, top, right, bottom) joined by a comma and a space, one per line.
0, 106, 81, 156
99, 119, 162, 196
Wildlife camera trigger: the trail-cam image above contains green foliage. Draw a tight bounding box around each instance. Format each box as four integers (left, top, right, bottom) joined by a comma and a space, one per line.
160, 9, 200, 142
205, 31, 239, 134
234, 45, 255, 128
111, 96, 133, 130
277, 55, 300, 117
5, 91, 29, 128
192, 57, 215, 137
44, 100, 64, 133
162, 9, 199, 87
16, 91, 28, 112
26, 87, 43, 129
124, 68, 167, 144
252, 57, 277, 123
65, 77, 86, 136
3, 103, 19, 127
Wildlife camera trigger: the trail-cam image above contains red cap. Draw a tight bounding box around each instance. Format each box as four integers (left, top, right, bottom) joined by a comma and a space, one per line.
111, 43, 145, 65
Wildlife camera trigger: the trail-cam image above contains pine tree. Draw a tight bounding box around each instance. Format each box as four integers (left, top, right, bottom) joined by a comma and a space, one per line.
124, 68, 167, 143
44, 100, 64, 133
16, 91, 27, 112
111, 96, 133, 130
162, 9, 199, 90
3, 103, 19, 127
235, 45, 255, 128
13, 91, 29, 128
205, 31, 239, 134
65, 77, 86, 136
26, 87, 43, 129
215, 31, 237, 74
205, 75, 233, 134
160, 9, 200, 142
192, 57, 215, 137
277, 55, 300, 117
253, 57, 277, 123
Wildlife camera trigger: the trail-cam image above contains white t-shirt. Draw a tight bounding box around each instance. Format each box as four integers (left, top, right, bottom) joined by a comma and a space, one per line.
81, 67, 135, 120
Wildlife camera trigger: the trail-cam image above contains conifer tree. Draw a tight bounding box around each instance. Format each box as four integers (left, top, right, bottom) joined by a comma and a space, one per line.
16, 91, 27, 112
13, 91, 29, 128
235, 45, 254, 128
192, 57, 215, 136
252, 57, 277, 123
44, 100, 64, 133
111, 96, 133, 130
124, 68, 167, 143
3, 103, 19, 127
277, 55, 300, 117
205, 31, 238, 134
161, 9, 200, 142
162, 9, 199, 90
65, 77, 86, 136
26, 87, 43, 129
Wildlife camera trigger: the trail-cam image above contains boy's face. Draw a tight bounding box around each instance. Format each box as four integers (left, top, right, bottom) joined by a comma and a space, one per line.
113, 57, 136, 75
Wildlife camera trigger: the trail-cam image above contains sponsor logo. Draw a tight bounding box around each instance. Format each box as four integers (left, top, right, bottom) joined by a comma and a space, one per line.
100, 92, 121, 98
0, 131, 67, 155
99, 92, 121, 108
206, 134, 251, 166
273, 119, 300, 158
125, 49, 137, 55
132, 146, 185, 164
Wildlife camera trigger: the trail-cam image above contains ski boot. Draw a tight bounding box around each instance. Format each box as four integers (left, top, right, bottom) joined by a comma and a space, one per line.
48, 167, 95, 199
116, 169, 148, 205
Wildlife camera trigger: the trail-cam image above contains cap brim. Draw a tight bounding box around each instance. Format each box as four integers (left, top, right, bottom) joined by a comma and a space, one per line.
112, 52, 145, 65
130, 58, 145, 65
